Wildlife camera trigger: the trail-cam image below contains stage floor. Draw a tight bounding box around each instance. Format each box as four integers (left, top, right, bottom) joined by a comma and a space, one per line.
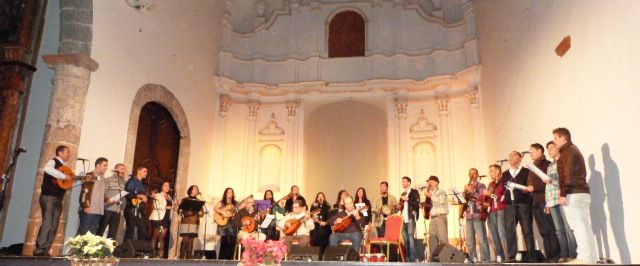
0, 256, 611, 266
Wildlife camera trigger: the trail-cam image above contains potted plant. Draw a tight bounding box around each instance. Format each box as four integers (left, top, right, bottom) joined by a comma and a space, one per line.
240, 238, 287, 266
64, 232, 118, 266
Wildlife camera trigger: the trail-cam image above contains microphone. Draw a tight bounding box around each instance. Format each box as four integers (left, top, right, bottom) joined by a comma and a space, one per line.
496, 159, 508, 163
479, 175, 487, 178
77, 158, 89, 162
521, 151, 531, 155
15, 147, 26, 153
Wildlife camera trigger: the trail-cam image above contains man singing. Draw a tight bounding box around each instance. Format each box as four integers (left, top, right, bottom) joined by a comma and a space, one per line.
97, 163, 126, 239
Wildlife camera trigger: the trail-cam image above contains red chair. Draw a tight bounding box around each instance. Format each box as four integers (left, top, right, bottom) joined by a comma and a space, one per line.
368, 215, 405, 262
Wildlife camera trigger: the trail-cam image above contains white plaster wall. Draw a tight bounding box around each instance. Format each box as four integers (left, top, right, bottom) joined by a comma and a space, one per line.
64, 0, 224, 241
475, 0, 640, 263
0, 0, 60, 247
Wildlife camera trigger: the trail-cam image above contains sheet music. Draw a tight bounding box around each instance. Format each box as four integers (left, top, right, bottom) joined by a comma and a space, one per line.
451, 187, 466, 204
260, 214, 275, 229
108, 191, 129, 202
524, 163, 551, 183
355, 203, 368, 217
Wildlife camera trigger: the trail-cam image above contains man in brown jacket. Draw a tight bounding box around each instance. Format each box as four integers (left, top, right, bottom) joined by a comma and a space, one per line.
553, 127, 597, 263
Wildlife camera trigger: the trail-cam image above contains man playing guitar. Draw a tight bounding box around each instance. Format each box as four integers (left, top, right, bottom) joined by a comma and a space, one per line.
33, 145, 73, 256
328, 196, 365, 252
278, 200, 315, 249
373, 181, 396, 237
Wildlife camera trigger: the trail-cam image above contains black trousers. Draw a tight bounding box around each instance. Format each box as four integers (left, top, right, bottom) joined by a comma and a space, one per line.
124, 207, 147, 240
504, 203, 535, 261
34, 195, 62, 255
97, 210, 121, 239
531, 202, 560, 261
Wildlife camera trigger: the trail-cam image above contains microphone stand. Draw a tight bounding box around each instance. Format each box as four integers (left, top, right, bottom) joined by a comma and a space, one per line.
199, 194, 209, 260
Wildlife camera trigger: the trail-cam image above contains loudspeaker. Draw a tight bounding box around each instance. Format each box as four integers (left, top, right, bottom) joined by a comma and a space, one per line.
322, 246, 358, 261
194, 250, 217, 259
113, 240, 152, 258
432, 243, 466, 263
288, 246, 321, 261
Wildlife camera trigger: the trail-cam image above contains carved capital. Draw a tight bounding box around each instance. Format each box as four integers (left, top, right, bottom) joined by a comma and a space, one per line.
395, 100, 408, 119
219, 94, 232, 117
466, 89, 479, 108
42, 53, 99, 72
285, 102, 299, 118
247, 102, 260, 120
436, 98, 449, 115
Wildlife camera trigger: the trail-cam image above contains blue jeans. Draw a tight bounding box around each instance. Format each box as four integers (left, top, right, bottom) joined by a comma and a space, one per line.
550, 205, 576, 259
77, 211, 103, 235
488, 211, 507, 259
401, 220, 418, 261
329, 231, 363, 253
465, 219, 490, 262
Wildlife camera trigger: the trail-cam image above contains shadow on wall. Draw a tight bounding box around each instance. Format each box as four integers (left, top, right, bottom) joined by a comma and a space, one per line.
588, 143, 631, 264
601, 143, 630, 264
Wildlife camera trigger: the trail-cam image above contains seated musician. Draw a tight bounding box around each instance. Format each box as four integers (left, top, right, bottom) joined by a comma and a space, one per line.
328, 196, 364, 252
277, 200, 315, 249
234, 197, 266, 241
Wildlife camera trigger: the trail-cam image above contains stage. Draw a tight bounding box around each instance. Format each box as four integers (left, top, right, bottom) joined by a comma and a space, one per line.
0, 256, 608, 266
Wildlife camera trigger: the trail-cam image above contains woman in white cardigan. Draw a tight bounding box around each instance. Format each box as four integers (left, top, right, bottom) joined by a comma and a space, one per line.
149, 181, 174, 258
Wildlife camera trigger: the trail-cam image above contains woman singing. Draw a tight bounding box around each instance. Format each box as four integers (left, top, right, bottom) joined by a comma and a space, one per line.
310, 192, 332, 253
178, 185, 204, 259
149, 181, 173, 258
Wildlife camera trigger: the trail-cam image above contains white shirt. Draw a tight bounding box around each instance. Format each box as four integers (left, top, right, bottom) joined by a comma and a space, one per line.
509, 166, 522, 178
44, 157, 66, 180
402, 188, 410, 223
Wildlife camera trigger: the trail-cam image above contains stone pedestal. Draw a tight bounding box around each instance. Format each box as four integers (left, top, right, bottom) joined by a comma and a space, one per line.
22, 54, 98, 256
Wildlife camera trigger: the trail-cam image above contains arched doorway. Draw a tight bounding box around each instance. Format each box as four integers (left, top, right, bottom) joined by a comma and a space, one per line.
133, 102, 180, 192
132, 102, 179, 258
124, 84, 190, 259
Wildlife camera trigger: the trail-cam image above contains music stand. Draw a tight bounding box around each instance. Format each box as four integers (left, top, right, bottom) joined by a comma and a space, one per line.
179, 198, 205, 212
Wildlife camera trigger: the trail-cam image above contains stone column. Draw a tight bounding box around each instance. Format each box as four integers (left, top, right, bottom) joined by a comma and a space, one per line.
22, 54, 98, 256
244, 102, 260, 195
395, 99, 409, 177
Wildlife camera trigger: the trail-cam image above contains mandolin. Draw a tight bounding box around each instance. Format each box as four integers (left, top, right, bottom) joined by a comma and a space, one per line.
241, 215, 258, 233
331, 205, 369, 233
283, 209, 320, 236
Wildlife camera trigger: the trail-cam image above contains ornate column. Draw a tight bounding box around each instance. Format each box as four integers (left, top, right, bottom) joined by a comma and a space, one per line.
23, 54, 98, 256
395, 98, 409, 177
285, 102, 300, 189
244, 102, 260, 195
466, 88, 485, 168
436, 97, 453, 186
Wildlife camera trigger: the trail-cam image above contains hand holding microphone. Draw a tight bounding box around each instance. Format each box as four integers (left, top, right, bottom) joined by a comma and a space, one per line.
506, 181, 528, 191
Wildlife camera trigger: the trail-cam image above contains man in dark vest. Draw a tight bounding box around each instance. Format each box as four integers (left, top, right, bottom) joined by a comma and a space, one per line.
33, 145, 73, 256
501, 151, 535, 262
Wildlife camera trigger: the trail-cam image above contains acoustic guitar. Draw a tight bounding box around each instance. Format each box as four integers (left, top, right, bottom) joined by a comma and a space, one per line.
214, 195, 253, 226
282, 209, 321, 236
53, 165, 93, 190
331, 205, 369, 233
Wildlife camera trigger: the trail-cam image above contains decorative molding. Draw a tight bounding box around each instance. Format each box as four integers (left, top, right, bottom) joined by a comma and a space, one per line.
221, 38, 478, 63
410, 109, 437, 140
285, 102, 299, 118
216, 65, 481, 103
466, 88, 479, 108
247, 102, 261, 120
395, 99, 408, 119
218, 94, 232, 117
436, 98, 449, 115
223, 0, 474, 37
259, 113, 285, 140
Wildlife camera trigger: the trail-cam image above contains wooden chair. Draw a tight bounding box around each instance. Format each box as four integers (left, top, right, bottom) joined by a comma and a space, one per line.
368, 215, 405, 262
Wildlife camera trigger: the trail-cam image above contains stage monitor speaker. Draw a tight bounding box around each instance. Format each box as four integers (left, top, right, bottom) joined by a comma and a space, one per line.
432, 243, 466, 263
322, 246, 358, 261
113, 240, 152, 258
288, 246, 321, 261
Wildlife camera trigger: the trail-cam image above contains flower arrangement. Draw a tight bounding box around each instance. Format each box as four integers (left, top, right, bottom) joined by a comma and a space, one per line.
241, 238, 287, 266
64, 232, 116, 259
